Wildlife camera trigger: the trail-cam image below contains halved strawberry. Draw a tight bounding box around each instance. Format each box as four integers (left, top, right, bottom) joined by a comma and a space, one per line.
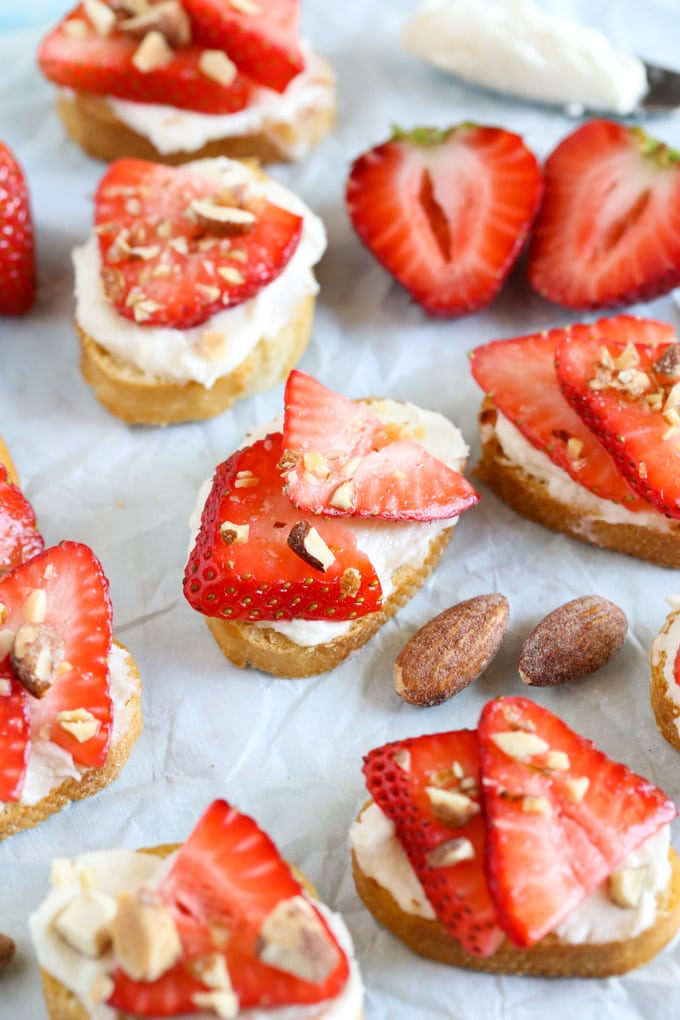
95, 158, 302, 329
363, 731, 504, 957
346, 124, 542, 317
184, 433, 382, 622
0, 542, 113, 772
0, 143, 36, 316
281, 370, 479, 520
528, 119, 680, 308
185, 0, 305, 93
38, 4, 250, 114
478, 696, 676, 947
108, 800, 349, 1015
0, 465, 44, 574
0, 677, 30, 802
469, 316, 674, 512
556, 329, 680, 518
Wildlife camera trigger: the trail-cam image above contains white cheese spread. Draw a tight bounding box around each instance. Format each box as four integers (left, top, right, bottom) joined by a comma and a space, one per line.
351, 802, 672, 945
30, 847, 364, 1020
73, 158, 327, 389
402, 0, 648, 115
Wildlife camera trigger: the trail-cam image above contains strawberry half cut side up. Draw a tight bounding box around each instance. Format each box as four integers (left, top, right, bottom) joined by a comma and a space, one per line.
38, 4, 250, 114
346, 124, 542, 317
0, 465, 44, 574
469, 315, 674, 512
184, 0, 305, 93
281, 370, 479, 520
108, 800, 349, 1015
95, 159, 303, 330
528, 119, 680, 309
0, 142, 36, 316
0, 542, 113, 774
556, 326, 680, 519
184, 432, 383, 623
478, 697, 676, 947
363, 731, 505, 957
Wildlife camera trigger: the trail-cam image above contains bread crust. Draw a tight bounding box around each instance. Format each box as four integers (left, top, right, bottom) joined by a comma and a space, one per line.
352, 844, 680, 978
0, 642, 142, 840
78, 294, 315, 426
476, 400, 680, 568
650, 610, 680, 752
203, 527, 454, 678
55, 85, 336, 165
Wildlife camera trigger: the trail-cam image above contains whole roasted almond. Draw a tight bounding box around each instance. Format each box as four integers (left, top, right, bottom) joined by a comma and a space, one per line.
393, 594, 509, 706
0, 932, 15, 970
518, 595, 627, 687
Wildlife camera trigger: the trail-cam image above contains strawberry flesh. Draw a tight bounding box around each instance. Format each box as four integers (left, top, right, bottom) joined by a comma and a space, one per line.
184, 0, 305, 93
0, 677, 30, 802
346, 124, 542, 316
470, 315, 674, 512
363, 731, 505, 957
0, 465, 44, 574
282, 370, 479, 520
95, 158, 302, 329
528, 119, 680, 309
0, 143, 36, 316
38, 4, 250, 114
184, 433, 382, 622
556, 330, 680, 518
478, 697, 677, 946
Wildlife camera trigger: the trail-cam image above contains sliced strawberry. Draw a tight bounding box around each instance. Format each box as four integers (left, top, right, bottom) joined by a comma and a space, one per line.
183, 433, 383, 622
528, 119, 680, 308
38, 4, 249, 114
363, 731, 504, 957
470, 316, 675, 512
185, 0, 305, 93
95, 158, 302, 329
0, 143, 36, 316
281, 370, 479, 520
0, 465, 44, 574
478, 696, 677, 947
556, 330, 680, 518
0, 542, 113, 768
346, 124, 542, 317
108, 800, 349, 1015
0, 676, 30, 802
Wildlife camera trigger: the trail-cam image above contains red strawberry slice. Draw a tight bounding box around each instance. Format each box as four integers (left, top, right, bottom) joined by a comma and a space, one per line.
470, 316, 674, 512
478, 696, 677, 947
108, 800, 349, 1015
38, 5, 250, 114
528, 119, 680, 309
0, 142, 36, 316
556, 329, 680, 518
185, 0, 305, 93
0, 677, 30, 802
183, 432, 383, 622
346, 124, 542, 317
95, 158, 303, 329
0, 542, 113, 769
281, 370, 479, 520
363, 731, 504, 957
0, 465, 44, 574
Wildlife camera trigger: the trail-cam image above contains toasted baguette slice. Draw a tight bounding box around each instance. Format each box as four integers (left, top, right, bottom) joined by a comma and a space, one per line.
650, 602, 680, 752
0, 642, 142, 840
78, 294, 314, 426
0, 434, 18, 484
204, 527, 453, 679
476, 399, 680, 568
352, 836, 680, 978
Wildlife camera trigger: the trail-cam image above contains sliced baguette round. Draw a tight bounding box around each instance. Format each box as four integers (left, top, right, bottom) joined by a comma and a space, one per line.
650, 607, 680, 752
351, 841, 680, 978
476, 400, 680, 568
55, 81, 336, 166
78, 293, 314, 426
204, 527, 454, 678
0, 434, 18, 484
0, 642, 142, 841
